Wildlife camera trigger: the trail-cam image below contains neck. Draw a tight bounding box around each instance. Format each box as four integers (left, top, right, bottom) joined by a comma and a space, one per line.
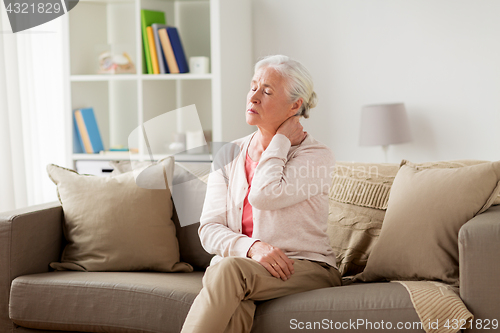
247, 126, 275, 162
253, 127, 276, 151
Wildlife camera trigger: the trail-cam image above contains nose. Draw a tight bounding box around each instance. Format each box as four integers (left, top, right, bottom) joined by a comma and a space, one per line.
248, 89, 260, 104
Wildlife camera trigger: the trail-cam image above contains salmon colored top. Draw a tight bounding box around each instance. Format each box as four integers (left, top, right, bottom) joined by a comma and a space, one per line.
242, 151, 259, 237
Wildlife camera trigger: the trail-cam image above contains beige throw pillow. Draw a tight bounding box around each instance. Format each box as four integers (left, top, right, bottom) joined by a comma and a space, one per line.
47, 161, 192, 273
354, 160, 500, 284
111, 160, 215, 270
409, 160, 500, 206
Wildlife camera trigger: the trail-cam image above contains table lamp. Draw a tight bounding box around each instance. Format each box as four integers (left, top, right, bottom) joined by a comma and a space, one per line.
359, 103, 412, 162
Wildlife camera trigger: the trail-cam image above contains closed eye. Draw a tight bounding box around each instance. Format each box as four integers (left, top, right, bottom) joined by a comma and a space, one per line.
250, 86, 271, 95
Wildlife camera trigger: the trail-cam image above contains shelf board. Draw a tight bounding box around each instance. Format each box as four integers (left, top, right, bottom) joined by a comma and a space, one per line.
78, 0, 210, 5
73, 153, 212, 162
70, 73, 213, 82
154, 153, 212, 162
71, 75, 138, 82
78, 0, 134, 4
143, 0, 210, 2
73, 153, 138, 160
141, 73, 213, 80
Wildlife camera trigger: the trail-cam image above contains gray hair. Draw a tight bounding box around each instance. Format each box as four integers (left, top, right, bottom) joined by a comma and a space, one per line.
254, 55, 318, 118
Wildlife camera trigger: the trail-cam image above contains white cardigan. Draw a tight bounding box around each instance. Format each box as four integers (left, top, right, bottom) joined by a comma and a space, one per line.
199, 131, 338, 268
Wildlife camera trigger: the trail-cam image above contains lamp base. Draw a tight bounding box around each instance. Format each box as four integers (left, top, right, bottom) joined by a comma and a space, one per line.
382, 145, 389, 163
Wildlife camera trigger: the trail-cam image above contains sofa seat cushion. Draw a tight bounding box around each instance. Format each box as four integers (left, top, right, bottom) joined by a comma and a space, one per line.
252, 282, 423, 333
11, 273, 422, 333
9, 271, 203, 333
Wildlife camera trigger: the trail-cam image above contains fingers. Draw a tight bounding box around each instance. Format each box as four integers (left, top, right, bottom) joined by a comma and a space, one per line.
278, 115, 301, 132
270, 257, 289, 281
276, 117, 304, 146
267, 248, 295, 281
276, 249, 295, 275
286, 114, 300, 123
263, 261, 281, 279
264, 260, 288, 281
249, 241, 295, 281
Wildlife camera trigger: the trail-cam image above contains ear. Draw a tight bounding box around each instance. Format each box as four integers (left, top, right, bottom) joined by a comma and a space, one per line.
289, 98, 303, 117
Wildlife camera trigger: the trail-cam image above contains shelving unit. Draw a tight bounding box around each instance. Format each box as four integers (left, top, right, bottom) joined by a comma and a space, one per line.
62, 0, 254, 170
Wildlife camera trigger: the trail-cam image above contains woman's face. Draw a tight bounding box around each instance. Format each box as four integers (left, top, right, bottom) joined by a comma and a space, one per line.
246, 66, 301, 131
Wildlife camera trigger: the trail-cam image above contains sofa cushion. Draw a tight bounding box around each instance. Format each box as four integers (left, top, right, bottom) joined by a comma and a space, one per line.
328, 200, 385, 277
9, 271, 204, 333
252, 282, 421, 332
354, 160, 500, 284
111, 160, 214, 270
10, 272, 421, 333
330, 162, 399, 210
170, 162, 213, 270
328, 162, 398, 277
47, 162, 191, 273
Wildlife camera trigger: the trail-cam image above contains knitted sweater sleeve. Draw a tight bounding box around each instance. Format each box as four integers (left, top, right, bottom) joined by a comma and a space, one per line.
248, 134, 335, 211
198, 143, 257, 258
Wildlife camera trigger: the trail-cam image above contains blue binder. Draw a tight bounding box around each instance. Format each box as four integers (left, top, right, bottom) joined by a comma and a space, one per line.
79, 107, 104, 153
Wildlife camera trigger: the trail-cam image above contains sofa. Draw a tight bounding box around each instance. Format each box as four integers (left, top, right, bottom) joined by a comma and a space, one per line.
1, 160, 500, 333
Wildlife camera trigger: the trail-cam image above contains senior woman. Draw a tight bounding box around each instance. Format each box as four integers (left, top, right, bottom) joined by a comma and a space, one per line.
181, 55, 340, 333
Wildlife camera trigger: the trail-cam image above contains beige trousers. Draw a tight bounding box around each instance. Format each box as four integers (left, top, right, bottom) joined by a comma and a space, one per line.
181, 257, 341, 333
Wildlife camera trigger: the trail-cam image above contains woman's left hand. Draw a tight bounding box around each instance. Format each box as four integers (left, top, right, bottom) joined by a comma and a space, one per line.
247, 241, 295, 281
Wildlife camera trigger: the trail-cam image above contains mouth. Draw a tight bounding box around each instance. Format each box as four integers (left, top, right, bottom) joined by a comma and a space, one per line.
247, 109, 258, 114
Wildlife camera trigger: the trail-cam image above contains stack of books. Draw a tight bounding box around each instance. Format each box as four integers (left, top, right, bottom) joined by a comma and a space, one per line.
141, 9, 189, 74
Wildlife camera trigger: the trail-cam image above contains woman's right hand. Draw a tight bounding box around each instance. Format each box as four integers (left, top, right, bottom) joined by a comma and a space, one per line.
247, 241, 295, 281
276, 115, 306, 146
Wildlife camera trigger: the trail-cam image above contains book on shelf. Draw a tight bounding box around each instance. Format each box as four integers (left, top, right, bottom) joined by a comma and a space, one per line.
74, 110, 91, 153
73, 108, 104, 154
152, 23, 170, 74
146, 26, 160, 74
140, 9, 166, 74
73, 113, 84, 154
167, 26, 189, 73
158, 28, 179, 74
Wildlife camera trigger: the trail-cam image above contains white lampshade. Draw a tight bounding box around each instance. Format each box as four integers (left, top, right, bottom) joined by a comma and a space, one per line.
359, 103, 412, 147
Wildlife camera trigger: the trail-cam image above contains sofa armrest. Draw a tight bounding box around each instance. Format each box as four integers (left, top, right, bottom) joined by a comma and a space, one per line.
0, 201, 63, 332
459, 205, 500, 332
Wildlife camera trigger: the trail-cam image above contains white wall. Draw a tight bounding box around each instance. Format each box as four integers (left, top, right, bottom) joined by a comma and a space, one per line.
252, 0, 500, 163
